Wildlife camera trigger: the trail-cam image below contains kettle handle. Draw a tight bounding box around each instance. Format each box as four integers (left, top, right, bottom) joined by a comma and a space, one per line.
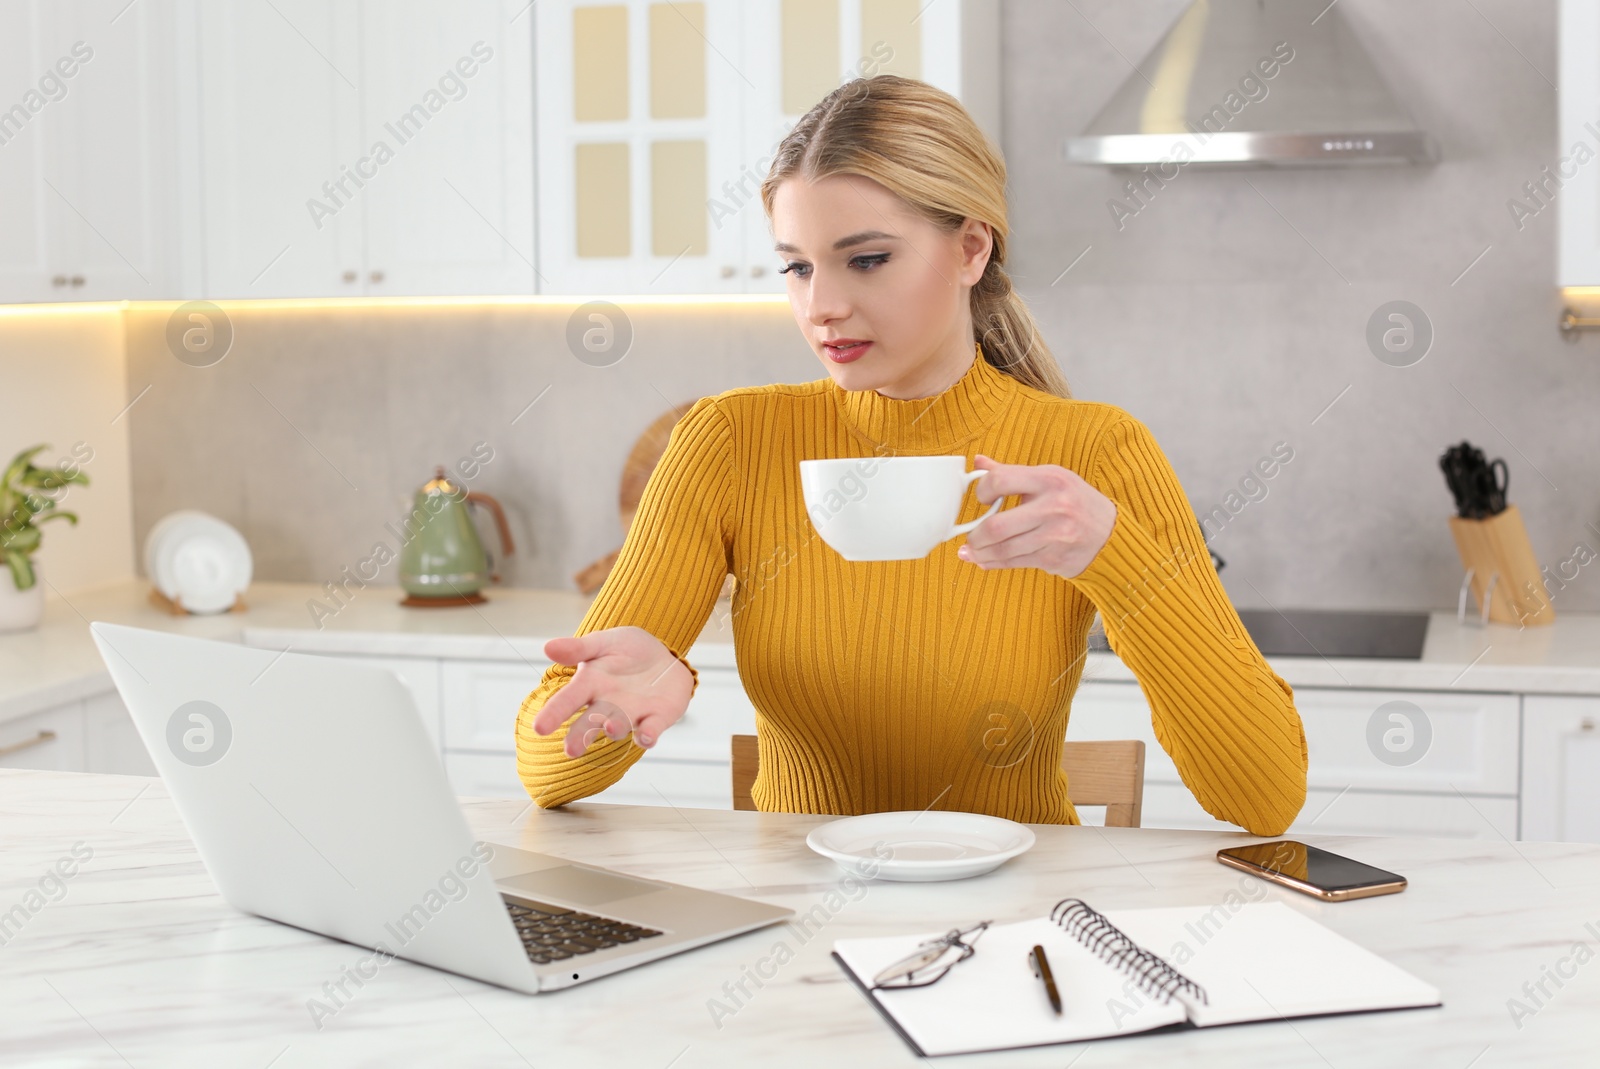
465, 490, 516, 559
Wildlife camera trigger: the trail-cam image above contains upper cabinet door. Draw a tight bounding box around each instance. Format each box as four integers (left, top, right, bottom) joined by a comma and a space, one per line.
535, 0, 746, 295
1560, 0, 1600, 288
534, 0, 999, 296
0, 2, 55, 303
44, 0, 169, 300
359, 0, 535, 297
0, 0, 171, 303
742, 0, 1001, 294
196, 0, 365, 298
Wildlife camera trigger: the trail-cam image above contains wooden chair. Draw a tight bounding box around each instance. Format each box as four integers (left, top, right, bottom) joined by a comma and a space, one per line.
729, 734, 1146, 827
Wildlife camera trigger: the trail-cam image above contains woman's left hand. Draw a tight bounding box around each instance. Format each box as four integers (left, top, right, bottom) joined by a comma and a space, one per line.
955, 454, 1118, 580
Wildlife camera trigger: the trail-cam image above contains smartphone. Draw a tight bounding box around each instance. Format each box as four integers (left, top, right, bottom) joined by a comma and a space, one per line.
1216, 840, 1406, 901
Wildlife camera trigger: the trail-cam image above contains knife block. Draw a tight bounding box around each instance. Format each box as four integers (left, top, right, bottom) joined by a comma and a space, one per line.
1447, 505, 1553, 626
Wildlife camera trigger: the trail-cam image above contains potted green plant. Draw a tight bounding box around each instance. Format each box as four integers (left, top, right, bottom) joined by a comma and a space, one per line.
1, 443, 90, 632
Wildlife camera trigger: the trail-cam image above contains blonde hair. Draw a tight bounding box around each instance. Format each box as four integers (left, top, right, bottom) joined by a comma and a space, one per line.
760, 74, 1070, 399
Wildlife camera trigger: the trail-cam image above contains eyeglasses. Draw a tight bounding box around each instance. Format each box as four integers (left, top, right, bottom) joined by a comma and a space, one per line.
869, 921, 991, 990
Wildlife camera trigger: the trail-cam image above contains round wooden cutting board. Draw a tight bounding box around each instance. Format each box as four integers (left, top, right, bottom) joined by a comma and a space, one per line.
573, 401, 737, 603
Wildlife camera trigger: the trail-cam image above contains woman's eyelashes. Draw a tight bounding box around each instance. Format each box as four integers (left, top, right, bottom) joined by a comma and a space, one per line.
777, 252, 892, 280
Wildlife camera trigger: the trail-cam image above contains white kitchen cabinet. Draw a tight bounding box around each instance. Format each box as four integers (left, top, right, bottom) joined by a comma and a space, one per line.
1068, 680, 1521, 839
0, 4, 52, 303
533, 0, 747, 295
442, 751, 526, 799
345, 654, 443, 749
442, 747, 730, 809
83, 689, 157, 775
195, 0, 365, 297
357, 0, 535, 296
0, 0, 173, 303
0, 702, 87, 772
1295, 789, 1519, 840
0, 0, 1004, 305
439, 655, 753, 808
0, 0, 539, 301
34, 617, 1600, 840
195, 0, 534, 299
0, 694, 156, 777
1559, 0, 1600, 287
440, 657, 550, 753
1077, 783, 1520, 841
1, 690, 157, 775
533, 0, 1000, 295
735, 0, 1001, 292
1521, 695, 1600, 843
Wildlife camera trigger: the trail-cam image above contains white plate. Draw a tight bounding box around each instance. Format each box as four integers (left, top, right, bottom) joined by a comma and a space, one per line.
169, 528, 251, 613
806, 811, 1036, 882
143, 510, 197, 593
144, 510, 252, 613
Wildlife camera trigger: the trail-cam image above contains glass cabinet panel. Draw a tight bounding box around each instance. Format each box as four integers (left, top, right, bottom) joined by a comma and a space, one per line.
575, 142, 631, 256
574, 5, 629, 121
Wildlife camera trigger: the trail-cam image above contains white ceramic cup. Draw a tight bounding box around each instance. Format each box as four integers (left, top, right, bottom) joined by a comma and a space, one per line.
799, 455, 1003, 561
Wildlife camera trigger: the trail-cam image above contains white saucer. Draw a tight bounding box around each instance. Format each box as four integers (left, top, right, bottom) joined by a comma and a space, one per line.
806, 811, 1036, 882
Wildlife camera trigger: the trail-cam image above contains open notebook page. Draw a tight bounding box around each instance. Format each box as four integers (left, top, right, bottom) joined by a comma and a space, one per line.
832, 916, 1189, 1056
1101, 902, 1443, 1028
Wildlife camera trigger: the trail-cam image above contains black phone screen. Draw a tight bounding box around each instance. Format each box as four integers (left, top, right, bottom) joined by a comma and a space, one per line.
1220, 840, 1404, 892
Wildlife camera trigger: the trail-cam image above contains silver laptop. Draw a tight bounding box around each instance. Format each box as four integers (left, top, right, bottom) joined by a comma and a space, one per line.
89, 621, 792, 994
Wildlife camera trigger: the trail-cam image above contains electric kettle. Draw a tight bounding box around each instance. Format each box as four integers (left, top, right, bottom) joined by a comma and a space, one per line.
397, 466, 515, 606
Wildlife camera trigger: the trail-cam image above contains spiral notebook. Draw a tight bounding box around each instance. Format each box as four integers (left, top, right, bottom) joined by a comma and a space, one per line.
831, 898, 1442, 1057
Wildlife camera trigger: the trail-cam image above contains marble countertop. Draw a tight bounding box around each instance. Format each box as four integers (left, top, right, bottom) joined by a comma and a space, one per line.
3, 768, 1597, 1067
7, 578, 1600, 729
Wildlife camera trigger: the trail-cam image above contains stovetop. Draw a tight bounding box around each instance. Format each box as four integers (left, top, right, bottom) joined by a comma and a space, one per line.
1088, 609, 1431, 660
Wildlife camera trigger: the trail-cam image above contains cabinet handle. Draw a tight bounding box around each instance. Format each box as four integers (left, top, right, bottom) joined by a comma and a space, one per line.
720, 265, 736, 279
369, 270, 385, 283
749, 265, 765, 278
51, 274, 68, 287
70, 275, 85, 287
0, 730, 57, 757
1582, 718, 1596, 732
342, 270, 357, 283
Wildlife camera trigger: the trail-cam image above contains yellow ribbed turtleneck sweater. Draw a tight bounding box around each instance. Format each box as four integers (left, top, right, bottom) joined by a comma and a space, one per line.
516, 344, 1308, 835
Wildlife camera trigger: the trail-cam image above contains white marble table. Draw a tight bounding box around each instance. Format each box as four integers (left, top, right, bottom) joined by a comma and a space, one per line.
3, 770, 1598, 1067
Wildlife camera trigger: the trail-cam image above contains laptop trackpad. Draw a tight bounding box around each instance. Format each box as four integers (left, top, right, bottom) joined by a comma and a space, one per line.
501, 864, 665, 906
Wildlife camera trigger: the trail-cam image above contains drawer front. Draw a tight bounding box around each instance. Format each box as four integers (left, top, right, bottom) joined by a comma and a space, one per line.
1521, 695, 1600, 843
441, 659, 552, 752
345, 655, 442, 749
1069, 681, 1519, 795
1083, 783, 1519, 841
588, 758, 731, 810
648, 669, 757, 763
446, 660, 754, 757
444, 751, 528, 799
83, 691, 157, 776
298, 653, 443, 749
1295, 687, 1519, 794
0, 704, 87, 772
444, 751, 729, 809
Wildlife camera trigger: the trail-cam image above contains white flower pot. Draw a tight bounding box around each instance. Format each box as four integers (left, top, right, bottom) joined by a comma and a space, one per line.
0, 561, 45, 633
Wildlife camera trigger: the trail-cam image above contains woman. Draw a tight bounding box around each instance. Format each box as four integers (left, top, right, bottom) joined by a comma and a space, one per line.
519, 75, 1307, 836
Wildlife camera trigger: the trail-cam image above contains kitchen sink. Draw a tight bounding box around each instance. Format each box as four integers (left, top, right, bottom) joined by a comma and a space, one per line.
1088, 609, 1431, 660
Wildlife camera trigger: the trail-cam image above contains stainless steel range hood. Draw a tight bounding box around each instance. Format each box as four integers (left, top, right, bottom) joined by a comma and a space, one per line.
1064, 0, 1437, 167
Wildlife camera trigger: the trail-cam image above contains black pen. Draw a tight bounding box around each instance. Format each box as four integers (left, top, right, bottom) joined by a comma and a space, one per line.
1028, 944, 1062, 1015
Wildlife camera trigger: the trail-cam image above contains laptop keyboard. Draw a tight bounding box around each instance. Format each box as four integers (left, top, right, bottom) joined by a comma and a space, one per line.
503, 897, 664, 965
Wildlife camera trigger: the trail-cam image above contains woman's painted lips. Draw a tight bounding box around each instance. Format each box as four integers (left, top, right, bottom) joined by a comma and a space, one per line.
823, 340, 872, 363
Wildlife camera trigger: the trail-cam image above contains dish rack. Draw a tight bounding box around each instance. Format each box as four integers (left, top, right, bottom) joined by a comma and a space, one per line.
1448, 504, 1553, 626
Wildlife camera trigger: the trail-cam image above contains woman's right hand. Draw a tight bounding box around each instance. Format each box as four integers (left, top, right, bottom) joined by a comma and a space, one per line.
531, 626, 695, 758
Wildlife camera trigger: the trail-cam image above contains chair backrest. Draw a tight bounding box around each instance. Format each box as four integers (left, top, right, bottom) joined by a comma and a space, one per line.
728, 734, 1146, 827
